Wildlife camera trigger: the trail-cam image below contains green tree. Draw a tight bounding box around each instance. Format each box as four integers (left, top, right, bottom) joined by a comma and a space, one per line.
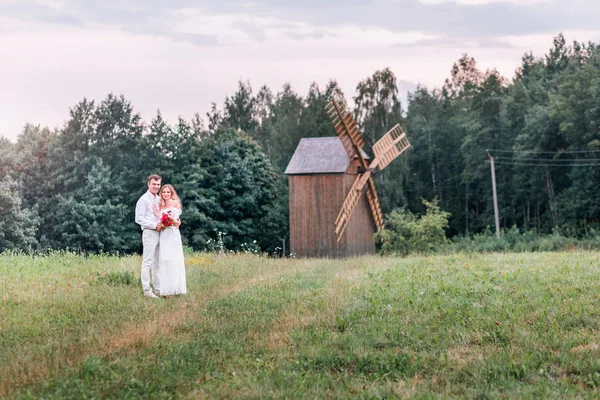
297, 82, 337, 140
354, 68, 403, 148
13, 124, 56, 208
184, 129, 280, 251
552, 43, 600, 232
39, 159, 131, 253
0, 137, 16, 180
41, 195, 126, 253
0, 177, 39, 252
250, 85, 276, 160
405, 87, 465, 236
223, 80, 257, 133
265, 83, 305, 173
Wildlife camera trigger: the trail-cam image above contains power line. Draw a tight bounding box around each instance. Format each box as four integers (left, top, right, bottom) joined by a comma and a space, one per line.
487, 148, 600, 154
493, 156, 600, 162
489, 160, 600, 167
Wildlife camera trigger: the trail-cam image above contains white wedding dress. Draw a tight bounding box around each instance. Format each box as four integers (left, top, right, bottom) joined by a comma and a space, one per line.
158, 206, 187, 296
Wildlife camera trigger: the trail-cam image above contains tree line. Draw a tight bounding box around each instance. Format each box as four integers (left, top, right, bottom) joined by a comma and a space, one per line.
1, 34, 599, 254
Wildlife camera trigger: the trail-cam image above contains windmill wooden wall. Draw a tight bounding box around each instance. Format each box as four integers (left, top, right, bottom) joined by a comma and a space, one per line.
285, 137, 377, 258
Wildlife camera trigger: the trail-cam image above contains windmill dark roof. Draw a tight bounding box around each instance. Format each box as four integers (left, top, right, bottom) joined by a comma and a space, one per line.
284, 137, 370, 175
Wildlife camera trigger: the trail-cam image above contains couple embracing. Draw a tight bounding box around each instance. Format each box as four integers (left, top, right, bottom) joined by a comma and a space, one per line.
135, 174, 187, 298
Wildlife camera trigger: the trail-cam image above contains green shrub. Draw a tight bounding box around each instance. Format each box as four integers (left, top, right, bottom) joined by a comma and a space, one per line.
375, 199, 450, 256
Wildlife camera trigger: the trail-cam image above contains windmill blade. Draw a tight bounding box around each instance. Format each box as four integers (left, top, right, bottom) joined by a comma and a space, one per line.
325, 99, 365, 160
365, 178, 384, 231
371, 124, 411, 170
335, 171, 384, 241
335, 171, 371, 241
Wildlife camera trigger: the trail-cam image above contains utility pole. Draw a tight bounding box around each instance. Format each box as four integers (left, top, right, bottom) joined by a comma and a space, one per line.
487, 151, 500, 238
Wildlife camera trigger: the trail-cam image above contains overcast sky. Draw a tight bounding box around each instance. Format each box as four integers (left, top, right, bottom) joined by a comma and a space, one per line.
1, 0, 599, 141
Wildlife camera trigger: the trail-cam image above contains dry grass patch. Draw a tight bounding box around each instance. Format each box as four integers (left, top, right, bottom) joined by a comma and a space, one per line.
265, 312, 317, 351
390, 379, 418, 398
106, 306, 198, 350
570, 343, 599, 353
258, 278, 360, 352
335, 266, 369, 282
446, 344, 491, 366
1, 354, 52, 397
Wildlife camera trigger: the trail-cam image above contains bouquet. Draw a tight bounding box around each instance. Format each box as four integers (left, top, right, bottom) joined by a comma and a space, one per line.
160, 212, 174, 227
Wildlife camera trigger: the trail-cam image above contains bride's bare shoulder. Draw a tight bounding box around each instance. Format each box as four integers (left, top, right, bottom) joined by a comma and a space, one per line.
169, 200, 182, 209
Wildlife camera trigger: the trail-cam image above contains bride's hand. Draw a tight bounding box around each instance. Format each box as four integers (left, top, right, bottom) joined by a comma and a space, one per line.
152, 204, 160, 217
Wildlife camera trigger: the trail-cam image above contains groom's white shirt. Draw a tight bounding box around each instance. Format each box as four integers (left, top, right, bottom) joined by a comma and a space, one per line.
135, 190, 160, 230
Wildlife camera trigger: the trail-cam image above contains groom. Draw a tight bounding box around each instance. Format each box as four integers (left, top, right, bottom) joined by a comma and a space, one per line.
135, 174, 180, 298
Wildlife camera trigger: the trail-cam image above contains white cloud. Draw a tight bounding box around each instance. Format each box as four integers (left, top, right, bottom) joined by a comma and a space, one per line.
499, 30, 600, 50
36, 0, 68, 10
172, 9, 439, 47
418, 0, 547, 4
1, 3, 600, 141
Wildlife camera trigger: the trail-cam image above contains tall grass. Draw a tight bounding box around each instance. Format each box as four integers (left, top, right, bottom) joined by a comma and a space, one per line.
1, 251, 600, 398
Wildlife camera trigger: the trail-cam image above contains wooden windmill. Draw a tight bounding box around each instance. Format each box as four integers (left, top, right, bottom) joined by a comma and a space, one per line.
285, 96, 410, 258
325, 97, 411, 241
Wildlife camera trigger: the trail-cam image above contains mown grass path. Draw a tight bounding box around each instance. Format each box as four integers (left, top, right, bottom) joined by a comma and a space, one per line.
1, 251, 600, 398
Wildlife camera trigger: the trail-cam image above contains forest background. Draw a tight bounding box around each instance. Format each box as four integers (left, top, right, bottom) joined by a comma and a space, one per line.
2, 34, 600, 255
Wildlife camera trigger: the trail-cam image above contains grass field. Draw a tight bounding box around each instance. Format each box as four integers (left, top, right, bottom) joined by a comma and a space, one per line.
1, 251, 600, 399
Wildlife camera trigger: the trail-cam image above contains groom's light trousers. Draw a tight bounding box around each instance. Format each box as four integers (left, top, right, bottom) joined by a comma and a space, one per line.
141, 229, 160, 293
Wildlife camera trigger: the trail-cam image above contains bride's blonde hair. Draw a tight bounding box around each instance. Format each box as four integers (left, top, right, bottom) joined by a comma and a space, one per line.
159, 184, 181, 210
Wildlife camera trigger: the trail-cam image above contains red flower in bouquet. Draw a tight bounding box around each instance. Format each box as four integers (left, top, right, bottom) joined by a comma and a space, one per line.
161, 212, 174, 227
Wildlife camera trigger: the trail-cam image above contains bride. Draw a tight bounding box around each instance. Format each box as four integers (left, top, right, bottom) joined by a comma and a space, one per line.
153, 184, 187, 296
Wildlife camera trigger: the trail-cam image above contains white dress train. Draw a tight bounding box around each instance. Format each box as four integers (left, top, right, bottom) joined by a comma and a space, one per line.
158, 207, 187, 296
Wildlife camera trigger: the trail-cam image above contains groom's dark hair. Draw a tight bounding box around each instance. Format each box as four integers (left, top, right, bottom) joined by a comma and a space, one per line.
148, 174, 162, 183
